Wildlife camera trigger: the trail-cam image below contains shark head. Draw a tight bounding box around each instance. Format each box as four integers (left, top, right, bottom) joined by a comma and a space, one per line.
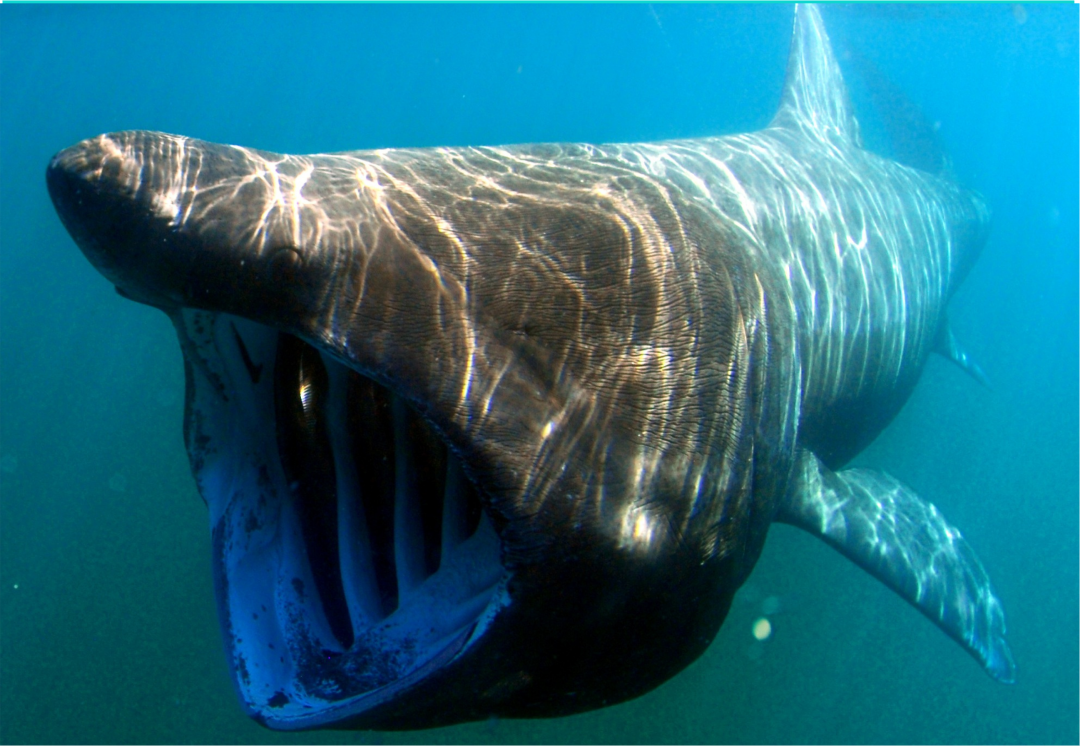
46, 3, 1010, 734
47, 130, 757, 730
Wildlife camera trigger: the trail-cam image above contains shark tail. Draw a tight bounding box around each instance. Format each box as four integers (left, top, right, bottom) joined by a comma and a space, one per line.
776, 449, 1015, 683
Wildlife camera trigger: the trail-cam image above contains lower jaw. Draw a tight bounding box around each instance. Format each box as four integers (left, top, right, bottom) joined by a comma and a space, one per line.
177, 310, 507, 728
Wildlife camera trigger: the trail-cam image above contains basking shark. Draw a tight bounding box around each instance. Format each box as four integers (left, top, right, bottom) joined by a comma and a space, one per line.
47, 5, 1012, 731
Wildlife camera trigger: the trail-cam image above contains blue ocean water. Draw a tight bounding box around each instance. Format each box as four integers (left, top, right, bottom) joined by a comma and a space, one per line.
0, 3, 1076, 743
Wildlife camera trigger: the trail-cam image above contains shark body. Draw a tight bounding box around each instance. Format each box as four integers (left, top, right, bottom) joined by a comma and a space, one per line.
47, 5, 1012, 731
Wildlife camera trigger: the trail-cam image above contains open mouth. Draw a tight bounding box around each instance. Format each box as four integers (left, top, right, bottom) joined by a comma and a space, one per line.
176, 310, 507, 729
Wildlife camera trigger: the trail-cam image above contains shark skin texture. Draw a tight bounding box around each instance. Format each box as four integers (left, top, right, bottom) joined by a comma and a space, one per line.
46, 4, 1012, 732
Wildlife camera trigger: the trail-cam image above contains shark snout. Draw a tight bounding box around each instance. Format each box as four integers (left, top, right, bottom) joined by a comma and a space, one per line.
47, 137, 129, 267
47, 131, 306, 315
47, 132, 187, 307
46, 131, 172, 230
48, 132, 144, 192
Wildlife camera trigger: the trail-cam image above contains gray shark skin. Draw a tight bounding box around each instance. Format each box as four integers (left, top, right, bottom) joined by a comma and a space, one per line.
46, 5, 1013, 732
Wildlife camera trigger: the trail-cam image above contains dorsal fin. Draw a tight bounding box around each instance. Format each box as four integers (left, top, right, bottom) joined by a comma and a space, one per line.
770, 4, 861, 146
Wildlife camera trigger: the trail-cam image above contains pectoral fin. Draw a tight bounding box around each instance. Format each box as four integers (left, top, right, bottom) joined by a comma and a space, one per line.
777, 449, 1015, 683
934, 317, 992, 389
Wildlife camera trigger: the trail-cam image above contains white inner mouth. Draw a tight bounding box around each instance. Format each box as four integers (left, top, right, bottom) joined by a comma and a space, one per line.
176, 310, 505, 728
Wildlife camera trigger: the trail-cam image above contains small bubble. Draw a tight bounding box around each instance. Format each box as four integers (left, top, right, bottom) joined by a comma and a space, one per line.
752, 617, 772, 641
108, 473, 128, 492
0, 454, 17, 473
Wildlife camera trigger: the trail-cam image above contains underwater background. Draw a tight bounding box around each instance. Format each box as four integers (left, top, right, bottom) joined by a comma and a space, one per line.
1, 4, 1076, 743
